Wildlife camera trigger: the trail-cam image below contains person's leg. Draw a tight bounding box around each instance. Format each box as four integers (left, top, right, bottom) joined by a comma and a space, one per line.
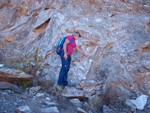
57, 51, 66, 86
63, 54, 71, 86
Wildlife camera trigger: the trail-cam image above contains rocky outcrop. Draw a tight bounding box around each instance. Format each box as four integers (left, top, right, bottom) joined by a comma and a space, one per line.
61, 80, 102, 99
61, 81, 103, 112
0, 0, 150, 109
0, 67, 33, 87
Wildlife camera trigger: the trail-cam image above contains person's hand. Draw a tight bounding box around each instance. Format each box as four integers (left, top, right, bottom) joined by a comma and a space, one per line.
84, 54, 89, 57
64, 54, 67, 60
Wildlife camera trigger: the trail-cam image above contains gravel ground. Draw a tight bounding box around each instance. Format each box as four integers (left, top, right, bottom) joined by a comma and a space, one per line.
0, 89, 76, 113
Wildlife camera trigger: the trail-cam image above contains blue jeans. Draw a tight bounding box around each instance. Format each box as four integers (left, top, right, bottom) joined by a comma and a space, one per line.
57, 51, 71, 86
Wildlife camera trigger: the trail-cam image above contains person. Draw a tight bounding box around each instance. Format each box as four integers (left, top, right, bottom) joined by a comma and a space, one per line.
56, 30, 88, 90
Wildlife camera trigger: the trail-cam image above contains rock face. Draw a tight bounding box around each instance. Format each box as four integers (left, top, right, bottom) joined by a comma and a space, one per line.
0, 0, 150, 107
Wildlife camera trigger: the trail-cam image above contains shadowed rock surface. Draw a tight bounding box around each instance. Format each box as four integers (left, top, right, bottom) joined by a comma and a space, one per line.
0, 0, 150, 112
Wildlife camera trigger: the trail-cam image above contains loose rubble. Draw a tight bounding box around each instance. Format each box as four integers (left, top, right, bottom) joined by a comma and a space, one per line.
1, 80, 150, 113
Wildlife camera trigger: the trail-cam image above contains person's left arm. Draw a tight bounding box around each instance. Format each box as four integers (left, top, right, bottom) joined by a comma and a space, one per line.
75, 46, 88, 57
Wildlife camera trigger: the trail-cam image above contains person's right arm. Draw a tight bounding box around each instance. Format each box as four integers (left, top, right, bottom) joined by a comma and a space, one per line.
63, 39, 70, 60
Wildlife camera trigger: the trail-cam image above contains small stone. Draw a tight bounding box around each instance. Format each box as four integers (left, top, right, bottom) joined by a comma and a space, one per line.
46, 97, 51, 101
36, 93, 45, 97
29, 86, 41, 94
0, 64, 4, 67
43, 101, 58, 106
40, 107, 59, 113
69, 98, 82, 107
76, 107, 87, 113
16, 105, 31, 113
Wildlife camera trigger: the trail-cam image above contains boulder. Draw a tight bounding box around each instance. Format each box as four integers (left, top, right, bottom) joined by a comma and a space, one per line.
45, 97, 51, 101
0, 81, 22, 93
61, 87, 85, 98
0, 81, 18, 90
76, 81, 102, 97
69, 98, 82, 107
88, 95, 103, 111
76, 81, 102, 92
0, 67, 33, 87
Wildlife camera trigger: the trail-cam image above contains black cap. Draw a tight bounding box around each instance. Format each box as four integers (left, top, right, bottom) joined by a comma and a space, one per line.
73, 30, 81, 37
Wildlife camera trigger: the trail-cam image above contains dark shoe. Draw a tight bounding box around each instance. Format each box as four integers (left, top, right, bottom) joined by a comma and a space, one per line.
54, 84, 63, 91
62, 85, 70, 89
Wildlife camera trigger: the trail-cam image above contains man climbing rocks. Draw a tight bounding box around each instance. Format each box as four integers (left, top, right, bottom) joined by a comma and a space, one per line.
56, 30, 88, 90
